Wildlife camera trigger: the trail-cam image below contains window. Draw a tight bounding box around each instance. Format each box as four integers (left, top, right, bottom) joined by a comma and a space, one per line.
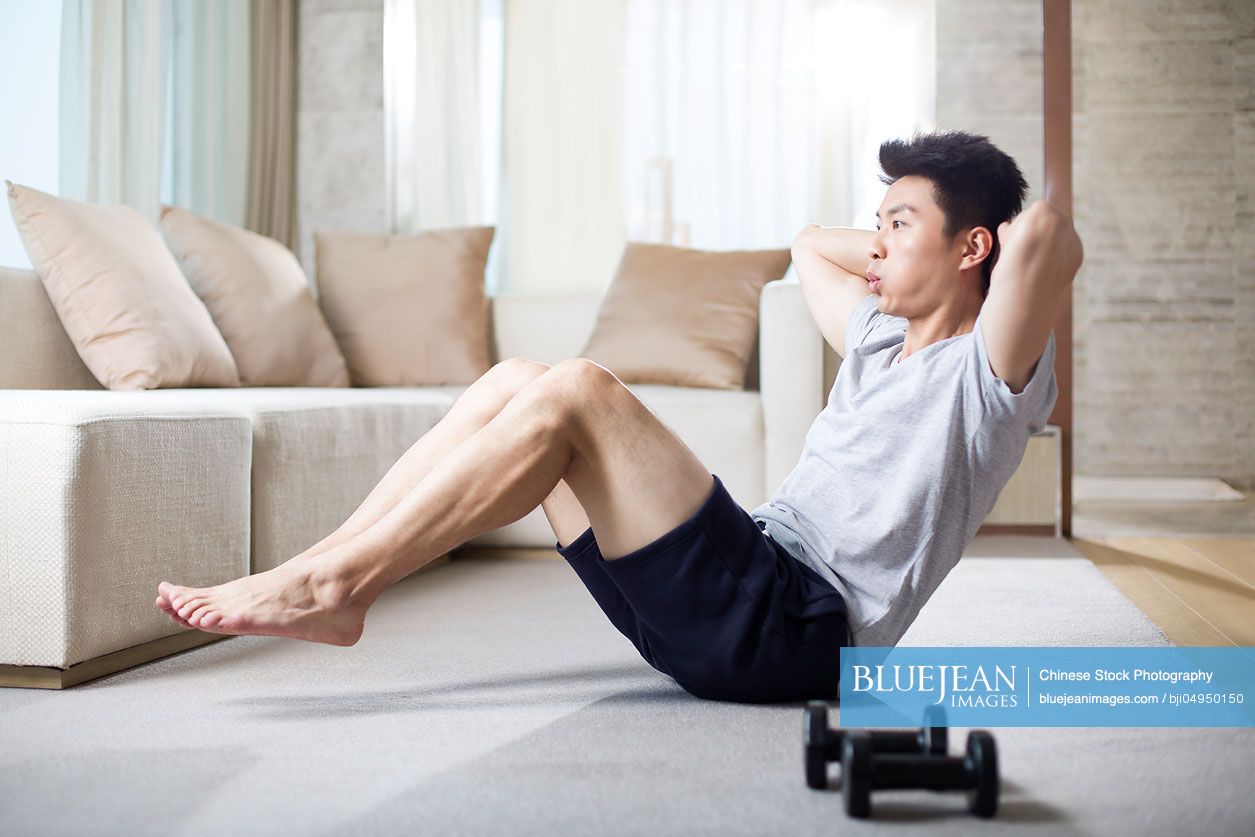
0, 3, 63, 269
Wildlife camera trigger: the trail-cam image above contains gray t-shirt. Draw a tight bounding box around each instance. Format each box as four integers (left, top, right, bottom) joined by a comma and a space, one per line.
751, 294, 1058, 648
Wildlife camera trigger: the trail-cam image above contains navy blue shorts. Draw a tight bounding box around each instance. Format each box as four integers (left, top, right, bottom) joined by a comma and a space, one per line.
556, 473, 850, 704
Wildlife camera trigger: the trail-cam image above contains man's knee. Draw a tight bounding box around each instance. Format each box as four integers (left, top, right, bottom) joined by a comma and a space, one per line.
545, 358, 623, 398
486, 358, 551, 401
505, 358, 625, 433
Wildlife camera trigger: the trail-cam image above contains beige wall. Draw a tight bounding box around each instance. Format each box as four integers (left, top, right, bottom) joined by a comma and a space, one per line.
938, 0, 1255, 487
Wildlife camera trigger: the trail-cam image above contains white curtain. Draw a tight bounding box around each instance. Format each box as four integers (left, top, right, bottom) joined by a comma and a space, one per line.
624, 0, 815, 250
59, 0, 251, 225
623, 0, 935, 250
378, 0, 932, 293
812, 0, 935, 229
59, 0, 170, 222
385, 0, 486, 233
162, 0, 251, 225
500, 0, 626, 295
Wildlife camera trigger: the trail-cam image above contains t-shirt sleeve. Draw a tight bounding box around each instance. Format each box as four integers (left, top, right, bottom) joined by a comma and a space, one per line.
970, 312, 1059, 434
844, 294, 898, 356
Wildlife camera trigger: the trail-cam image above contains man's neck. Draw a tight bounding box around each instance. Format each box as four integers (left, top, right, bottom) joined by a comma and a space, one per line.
898, 299, 982, 362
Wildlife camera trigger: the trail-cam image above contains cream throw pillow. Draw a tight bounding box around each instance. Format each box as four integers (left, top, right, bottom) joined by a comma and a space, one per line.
580, 242, 792, 390
160, 205, 350, 387
315, 228, 495, 386
5, 181, 240, 390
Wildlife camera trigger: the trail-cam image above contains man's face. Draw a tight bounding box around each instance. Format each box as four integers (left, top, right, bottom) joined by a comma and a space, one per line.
866, 175, 968, 318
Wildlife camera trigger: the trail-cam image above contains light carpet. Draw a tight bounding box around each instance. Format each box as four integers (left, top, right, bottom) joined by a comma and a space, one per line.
0, 535, 1251, 836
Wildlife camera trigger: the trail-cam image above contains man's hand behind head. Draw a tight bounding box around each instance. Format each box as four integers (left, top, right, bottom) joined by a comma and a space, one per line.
995, 199, 1084, 283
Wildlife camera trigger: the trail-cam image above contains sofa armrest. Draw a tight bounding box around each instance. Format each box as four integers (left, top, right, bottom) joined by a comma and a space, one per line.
758, 278, 830, 498
0, 390, 252, 668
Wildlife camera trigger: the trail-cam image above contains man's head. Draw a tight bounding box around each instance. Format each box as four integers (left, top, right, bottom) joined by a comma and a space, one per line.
867, 131, 1028, 318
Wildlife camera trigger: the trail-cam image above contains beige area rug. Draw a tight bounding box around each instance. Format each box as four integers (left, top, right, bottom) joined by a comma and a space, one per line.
0, 535, 1250, 836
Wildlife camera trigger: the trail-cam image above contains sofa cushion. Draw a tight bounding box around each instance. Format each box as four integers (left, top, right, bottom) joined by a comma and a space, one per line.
314, 227, 495, 387
4, 181, 241, 390
159, 205, 350, 387
579, 242, 790, 390
204, 388, 459, 572
0, 390, 252, 667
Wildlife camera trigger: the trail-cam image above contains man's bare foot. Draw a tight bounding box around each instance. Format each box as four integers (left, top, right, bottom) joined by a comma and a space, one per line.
154, 556, 368, 647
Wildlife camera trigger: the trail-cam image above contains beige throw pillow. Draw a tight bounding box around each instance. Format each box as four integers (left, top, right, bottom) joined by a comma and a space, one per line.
315, 228, 495, 386
5, 181, 240, 390
580, 242, 792, 390
160, 205, 350, 387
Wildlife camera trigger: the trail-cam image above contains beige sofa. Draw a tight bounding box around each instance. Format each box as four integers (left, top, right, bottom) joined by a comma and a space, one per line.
0, 265, 828, 686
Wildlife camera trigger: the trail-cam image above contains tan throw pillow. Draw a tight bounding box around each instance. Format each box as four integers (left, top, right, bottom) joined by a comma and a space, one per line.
314, 228, 495, 386
5, 181, 240, 390
160, 205, 350, 387
580, 242, 792, 390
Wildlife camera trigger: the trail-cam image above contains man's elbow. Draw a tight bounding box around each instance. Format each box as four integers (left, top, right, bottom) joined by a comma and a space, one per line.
1027, 198, 1072, 227
792, 223, 822, 251
1025, 201, 1085, 276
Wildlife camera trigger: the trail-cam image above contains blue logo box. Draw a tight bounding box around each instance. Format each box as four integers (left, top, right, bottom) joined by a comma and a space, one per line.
838, 646, 1255, 728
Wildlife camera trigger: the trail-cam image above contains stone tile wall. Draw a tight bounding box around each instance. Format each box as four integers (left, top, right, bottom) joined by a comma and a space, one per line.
296, 0, 387, 280
938, 0, 1254, 486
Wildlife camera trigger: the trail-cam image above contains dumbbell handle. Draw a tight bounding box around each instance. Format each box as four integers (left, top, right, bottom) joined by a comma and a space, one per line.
862, 753, 973, 791
822, 729, 932, 759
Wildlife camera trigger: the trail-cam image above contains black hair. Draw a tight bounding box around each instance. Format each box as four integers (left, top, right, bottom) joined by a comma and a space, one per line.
877, 130, 1029, 297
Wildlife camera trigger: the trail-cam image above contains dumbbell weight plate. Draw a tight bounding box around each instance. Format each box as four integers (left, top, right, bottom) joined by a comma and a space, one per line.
965, 730, 999, 818
803, 702, 830, 789
842, 731, 874, 819
921, 704, 949, 756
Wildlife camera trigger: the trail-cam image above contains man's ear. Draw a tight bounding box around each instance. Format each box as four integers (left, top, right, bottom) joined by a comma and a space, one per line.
957, 226, 995, 272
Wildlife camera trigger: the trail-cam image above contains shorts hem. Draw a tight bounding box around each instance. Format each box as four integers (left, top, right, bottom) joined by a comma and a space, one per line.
555, 525, 598, 559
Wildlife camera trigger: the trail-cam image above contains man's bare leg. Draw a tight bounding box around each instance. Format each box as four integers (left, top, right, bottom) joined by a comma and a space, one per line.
295, 359, 555, 556
154, 359, 713, 645
155, 358, 588, 629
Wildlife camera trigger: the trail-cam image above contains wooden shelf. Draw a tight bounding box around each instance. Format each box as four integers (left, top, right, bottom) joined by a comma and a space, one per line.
980, 424, 1061, 535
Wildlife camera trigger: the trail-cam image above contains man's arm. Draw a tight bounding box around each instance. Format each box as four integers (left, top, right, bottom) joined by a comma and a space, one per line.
791, 225, 875, 358
979, 200, 1084, 394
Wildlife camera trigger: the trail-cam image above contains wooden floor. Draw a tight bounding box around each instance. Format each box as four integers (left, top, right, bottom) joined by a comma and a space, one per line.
1071, 537, 1255, 647
1071, 487, 1254, 646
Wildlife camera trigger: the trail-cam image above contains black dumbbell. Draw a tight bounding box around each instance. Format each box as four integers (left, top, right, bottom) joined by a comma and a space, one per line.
803, 701, 948, 790
841, 728, 999, 819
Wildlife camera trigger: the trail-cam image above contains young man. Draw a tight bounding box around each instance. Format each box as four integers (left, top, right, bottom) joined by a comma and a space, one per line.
156, 130, 1083, 704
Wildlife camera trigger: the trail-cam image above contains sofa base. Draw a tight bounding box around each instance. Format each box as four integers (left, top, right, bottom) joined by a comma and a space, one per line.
0, 630, 231, 690
0, 554, 456, 690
